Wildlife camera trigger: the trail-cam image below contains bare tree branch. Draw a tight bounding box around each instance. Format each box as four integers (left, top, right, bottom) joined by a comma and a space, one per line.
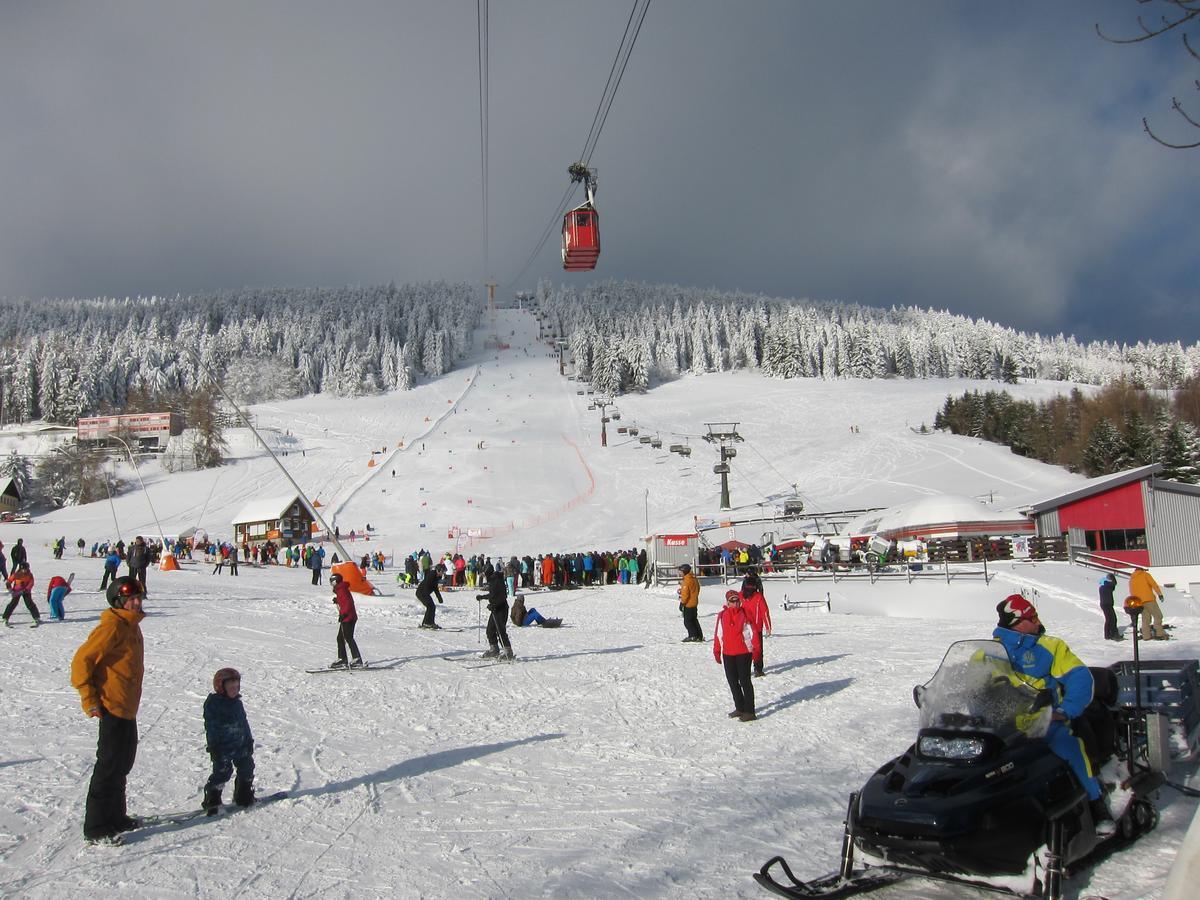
1144, 116, 1200, 148
1096, 5, 1200, 43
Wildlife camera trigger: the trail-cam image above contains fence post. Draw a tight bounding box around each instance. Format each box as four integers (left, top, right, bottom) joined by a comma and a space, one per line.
945, 557, 951, 584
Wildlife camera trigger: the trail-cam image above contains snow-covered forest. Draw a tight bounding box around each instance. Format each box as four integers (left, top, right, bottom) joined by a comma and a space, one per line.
533, 281, 1200, 397
0, 283, 480, 424
3, 279, 1199, 427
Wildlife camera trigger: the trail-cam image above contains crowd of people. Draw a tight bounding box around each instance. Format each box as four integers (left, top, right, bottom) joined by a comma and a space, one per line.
0, 524, 1174, 848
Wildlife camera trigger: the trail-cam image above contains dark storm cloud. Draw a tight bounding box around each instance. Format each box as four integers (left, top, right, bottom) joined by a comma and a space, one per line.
1, 1, 1196, 343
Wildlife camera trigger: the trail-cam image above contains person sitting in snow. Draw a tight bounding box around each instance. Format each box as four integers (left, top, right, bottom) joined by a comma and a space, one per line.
202, 667, 256, 814
510, 593, 561, 628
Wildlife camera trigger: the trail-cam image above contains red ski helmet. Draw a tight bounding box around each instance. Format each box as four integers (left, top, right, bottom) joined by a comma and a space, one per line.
213, 667, 241, 695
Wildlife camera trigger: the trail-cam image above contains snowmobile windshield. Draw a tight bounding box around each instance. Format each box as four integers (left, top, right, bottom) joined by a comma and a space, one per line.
915, 640, 1051, 740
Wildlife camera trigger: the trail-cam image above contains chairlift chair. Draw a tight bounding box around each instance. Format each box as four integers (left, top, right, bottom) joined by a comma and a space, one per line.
611, 411, 621, 420
650, 436, 663, 449
628, 426, 639, 436
713, 463, 729, 474
638, 435, 651, 444
680, 446, 692, 457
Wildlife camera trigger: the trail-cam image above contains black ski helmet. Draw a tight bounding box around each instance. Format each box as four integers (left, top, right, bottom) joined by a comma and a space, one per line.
329, 572, 343, 586
105, 575, 144, 608
212, 667, 241, 695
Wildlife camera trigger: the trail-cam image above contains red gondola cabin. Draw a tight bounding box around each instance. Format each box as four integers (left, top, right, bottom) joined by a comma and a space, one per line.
562, 204, 600, 271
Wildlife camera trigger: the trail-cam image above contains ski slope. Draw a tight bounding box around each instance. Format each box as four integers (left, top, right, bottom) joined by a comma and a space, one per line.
1, 308, 1198, 899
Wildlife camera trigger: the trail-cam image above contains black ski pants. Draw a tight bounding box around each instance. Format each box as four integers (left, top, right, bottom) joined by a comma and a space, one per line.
206, 750, 255, 791
417, 592, 436, 627
100, 565, 117, 591
1101, 600, 1119, 639
486, 604, 512, 649
84, 713, 138, 838
682, 606, 703, 641
723, 653, 755, 715
311, 567, 321, 586
3, 591, 40, 623
337, 620, 361, 663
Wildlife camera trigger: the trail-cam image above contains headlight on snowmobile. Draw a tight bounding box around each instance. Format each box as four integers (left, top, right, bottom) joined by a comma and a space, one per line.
918, 735, 986, 760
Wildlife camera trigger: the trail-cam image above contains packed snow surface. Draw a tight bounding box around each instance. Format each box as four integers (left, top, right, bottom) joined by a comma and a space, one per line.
1, 308, 1198, 899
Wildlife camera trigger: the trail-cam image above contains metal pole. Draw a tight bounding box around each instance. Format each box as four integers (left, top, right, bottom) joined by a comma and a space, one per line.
109, 434, 167, 546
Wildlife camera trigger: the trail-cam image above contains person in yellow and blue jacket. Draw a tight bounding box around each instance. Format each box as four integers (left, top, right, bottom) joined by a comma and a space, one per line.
992, 594, 1113, 831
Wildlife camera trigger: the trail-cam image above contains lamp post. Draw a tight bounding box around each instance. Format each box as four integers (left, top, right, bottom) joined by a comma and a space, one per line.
644, 488, 649, 535
108, 433, 168, 548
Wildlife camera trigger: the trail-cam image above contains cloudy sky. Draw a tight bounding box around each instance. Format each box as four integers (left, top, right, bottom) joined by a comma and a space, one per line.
1, 1, 1197, 344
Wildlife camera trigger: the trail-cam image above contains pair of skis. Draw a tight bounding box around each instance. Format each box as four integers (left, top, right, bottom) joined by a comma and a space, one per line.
91, 791, 289, 844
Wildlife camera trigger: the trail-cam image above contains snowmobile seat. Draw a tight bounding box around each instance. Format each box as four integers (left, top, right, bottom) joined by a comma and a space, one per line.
1078, 666, 1120, 768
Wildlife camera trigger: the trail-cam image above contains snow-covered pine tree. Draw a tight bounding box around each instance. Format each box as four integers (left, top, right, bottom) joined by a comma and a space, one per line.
1081, 419, 1125, 477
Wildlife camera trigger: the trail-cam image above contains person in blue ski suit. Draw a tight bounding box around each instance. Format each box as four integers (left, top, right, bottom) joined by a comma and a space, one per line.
202, 667, 256, 813
992, 594, 1111, 827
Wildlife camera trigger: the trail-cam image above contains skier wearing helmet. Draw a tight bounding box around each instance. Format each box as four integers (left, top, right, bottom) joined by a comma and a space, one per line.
202, 667, 256, 814
329, 573, 363, 669
70, 575, 146, 843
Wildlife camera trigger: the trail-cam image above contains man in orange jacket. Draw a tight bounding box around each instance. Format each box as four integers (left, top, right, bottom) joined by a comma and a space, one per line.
1127, 566, 1167, 640
678, 564, 703, 642
71, 575, 146, 844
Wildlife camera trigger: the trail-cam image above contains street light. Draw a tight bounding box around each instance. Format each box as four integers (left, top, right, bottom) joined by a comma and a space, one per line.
107, 433, 169, 553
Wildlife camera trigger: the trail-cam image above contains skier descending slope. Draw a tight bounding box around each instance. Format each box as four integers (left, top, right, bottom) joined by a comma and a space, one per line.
476, 569, 514, 660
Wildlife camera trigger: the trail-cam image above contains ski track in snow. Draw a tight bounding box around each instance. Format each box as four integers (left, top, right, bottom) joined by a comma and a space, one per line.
2, 308, 1197, 898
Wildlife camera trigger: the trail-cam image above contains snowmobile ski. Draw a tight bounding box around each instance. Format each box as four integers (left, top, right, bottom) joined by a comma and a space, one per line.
754, 856, 903, 899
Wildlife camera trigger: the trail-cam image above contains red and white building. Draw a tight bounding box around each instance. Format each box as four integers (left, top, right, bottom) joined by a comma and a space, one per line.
77, 412, 184, 450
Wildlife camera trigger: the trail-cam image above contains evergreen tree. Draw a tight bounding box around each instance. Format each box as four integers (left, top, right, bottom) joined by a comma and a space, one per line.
1159, 421, 1200, 483
1081, 419, 1125, 477
186, 388, 227, 469
35, 440, 108, 506
1120, 411, 1158, 468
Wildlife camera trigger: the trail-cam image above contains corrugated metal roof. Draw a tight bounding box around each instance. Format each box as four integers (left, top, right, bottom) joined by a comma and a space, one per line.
1020, 464, 1162, 514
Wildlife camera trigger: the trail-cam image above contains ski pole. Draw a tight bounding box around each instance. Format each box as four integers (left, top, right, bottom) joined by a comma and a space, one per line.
476, 596, 482, 644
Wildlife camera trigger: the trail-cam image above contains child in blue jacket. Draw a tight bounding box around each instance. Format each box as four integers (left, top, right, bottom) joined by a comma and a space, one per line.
202, 667, 256, 814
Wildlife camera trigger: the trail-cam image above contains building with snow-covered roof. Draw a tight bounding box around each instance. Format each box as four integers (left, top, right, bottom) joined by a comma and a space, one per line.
231, 494, 317, 546
1020, 464, 1200, 568
848, 494, 1034, 542
0, 476, 21, 513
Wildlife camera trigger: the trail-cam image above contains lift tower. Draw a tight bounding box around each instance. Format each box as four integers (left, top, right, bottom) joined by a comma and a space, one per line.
703, 422, 744, 511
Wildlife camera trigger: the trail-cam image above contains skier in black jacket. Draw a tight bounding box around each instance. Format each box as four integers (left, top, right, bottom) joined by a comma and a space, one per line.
476, 570, 514, 659
415, 564, 445, 629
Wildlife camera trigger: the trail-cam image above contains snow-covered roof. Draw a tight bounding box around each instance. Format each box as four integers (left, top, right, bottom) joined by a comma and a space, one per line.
0, 477, 17, 499
1020, 464, 1162, 514
848, 494, 1031, 539
230, 494, 313, 526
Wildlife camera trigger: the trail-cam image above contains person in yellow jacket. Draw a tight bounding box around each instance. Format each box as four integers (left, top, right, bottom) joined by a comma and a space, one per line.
1127, 566, 1167, 640
678, 563, 703, 642
71, 575, 146, 844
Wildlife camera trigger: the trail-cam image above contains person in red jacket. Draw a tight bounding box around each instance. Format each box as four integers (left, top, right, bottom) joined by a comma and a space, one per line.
714, 589, 756, 721
329, 573, 363, 669
740, 574, 772, 677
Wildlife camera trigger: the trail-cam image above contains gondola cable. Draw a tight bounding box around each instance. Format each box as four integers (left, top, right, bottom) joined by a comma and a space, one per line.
503, 0, 651, 290
477, 1, 490, 296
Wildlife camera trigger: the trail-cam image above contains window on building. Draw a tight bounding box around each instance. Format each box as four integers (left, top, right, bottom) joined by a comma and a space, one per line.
1091, 528, 1147, 551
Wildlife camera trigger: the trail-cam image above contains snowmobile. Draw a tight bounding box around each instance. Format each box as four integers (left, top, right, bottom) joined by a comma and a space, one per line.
755, 639, 1166, 900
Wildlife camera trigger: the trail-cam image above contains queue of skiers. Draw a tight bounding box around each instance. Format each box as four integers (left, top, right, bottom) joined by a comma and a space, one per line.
394, 548, 649, 590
